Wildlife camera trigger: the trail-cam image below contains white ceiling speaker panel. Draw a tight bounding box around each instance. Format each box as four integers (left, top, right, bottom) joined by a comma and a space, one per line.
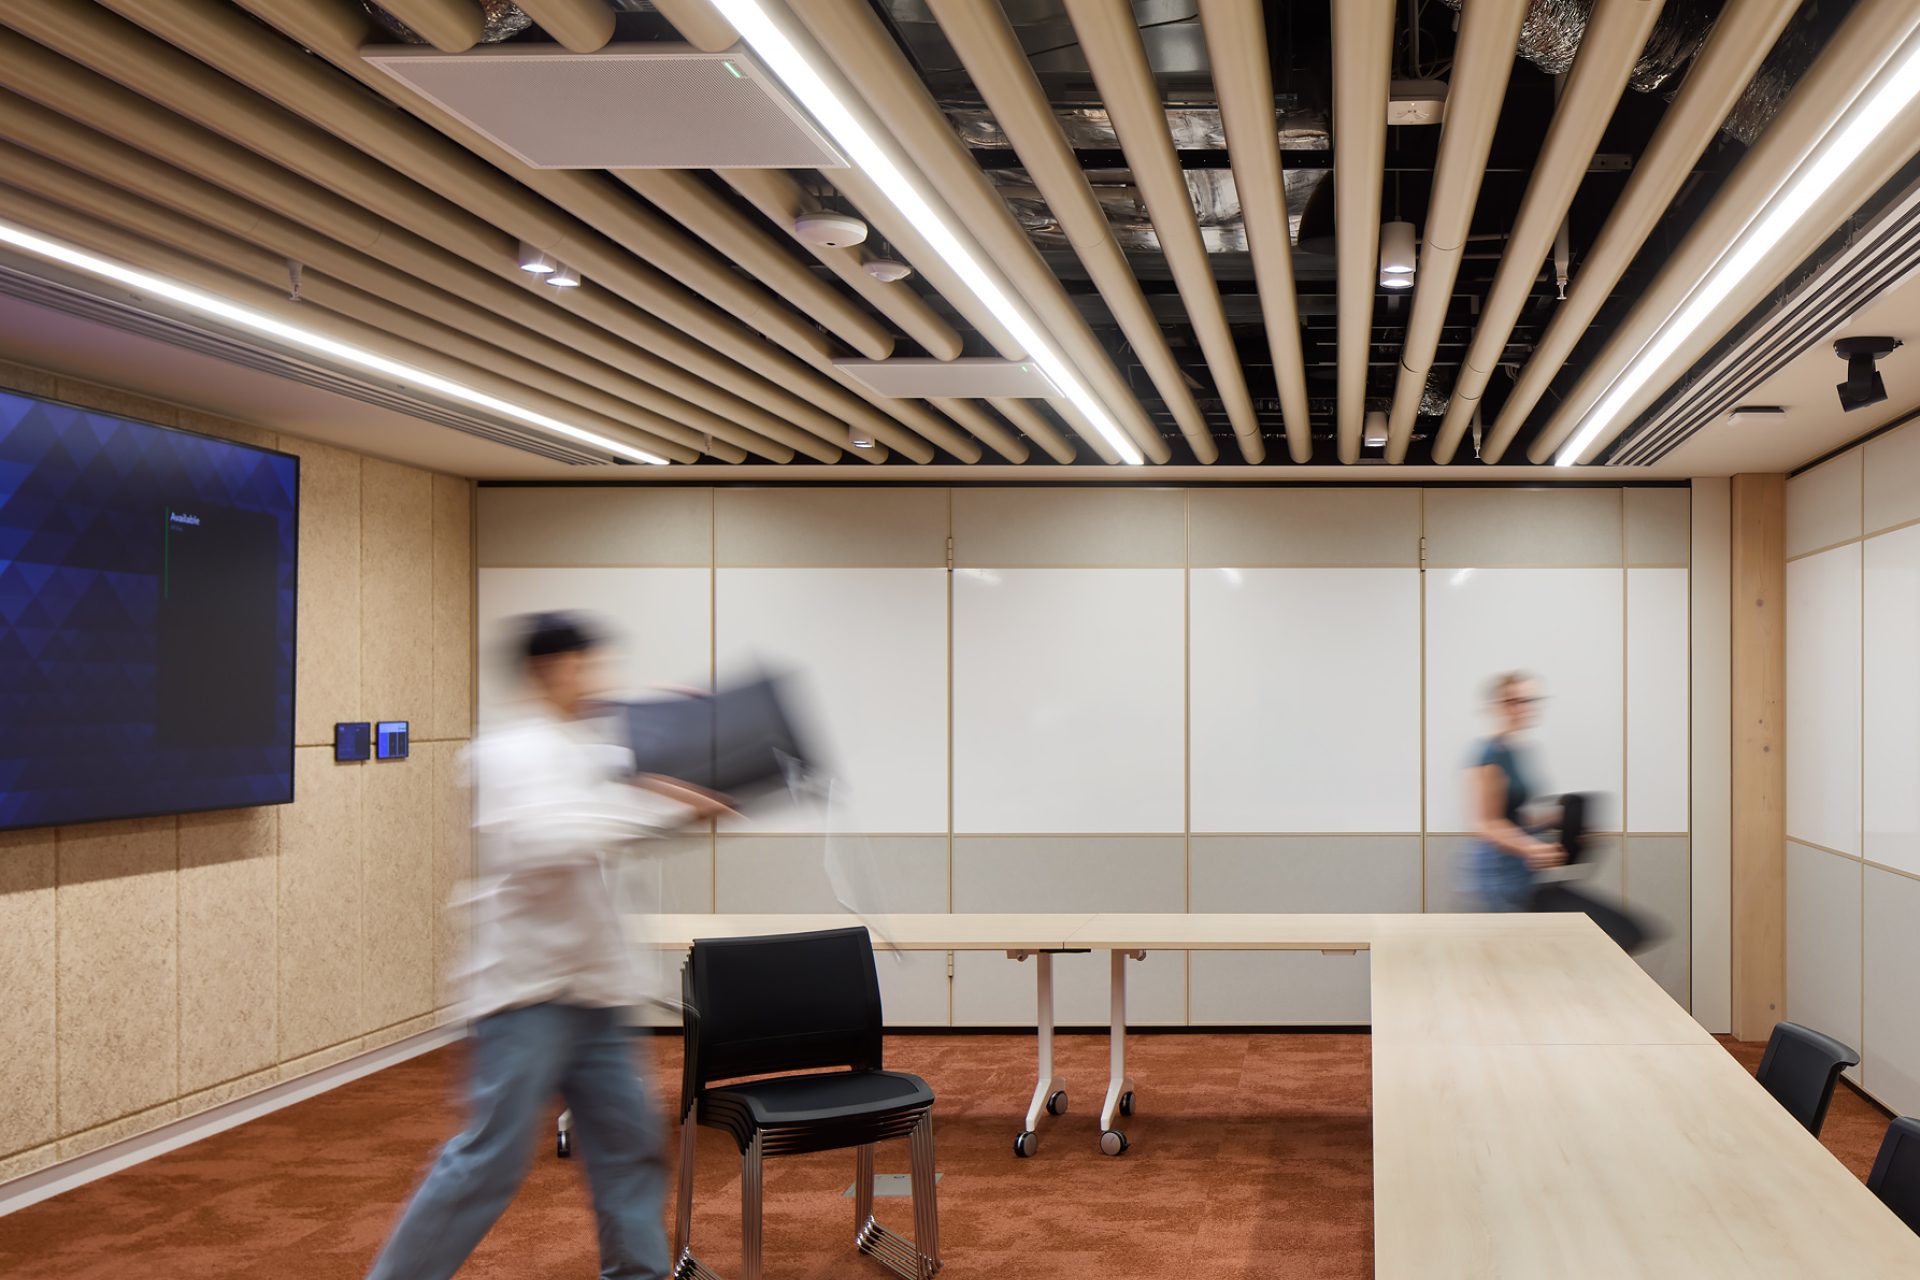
361, 43, 845, 169
832, 358, 1058, 399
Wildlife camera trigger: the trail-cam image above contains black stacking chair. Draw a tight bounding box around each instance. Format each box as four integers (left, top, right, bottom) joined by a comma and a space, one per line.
672, 927, 939, 1280
1755, 1021, 1860, 1136
1868, 1116, 1920, 1235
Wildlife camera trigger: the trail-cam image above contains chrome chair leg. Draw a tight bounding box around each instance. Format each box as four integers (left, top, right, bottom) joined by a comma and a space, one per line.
741, 1132, 765, 1280
854, 1143, 877, 1241
909, 1112, 942, 1277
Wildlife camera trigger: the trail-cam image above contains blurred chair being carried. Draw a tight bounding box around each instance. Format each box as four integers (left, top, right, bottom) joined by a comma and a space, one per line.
673, 926, 940, 1280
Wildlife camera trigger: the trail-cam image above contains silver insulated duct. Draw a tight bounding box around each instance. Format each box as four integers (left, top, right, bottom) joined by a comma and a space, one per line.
363, 1, 534, 43
1441, 0, 1815, 145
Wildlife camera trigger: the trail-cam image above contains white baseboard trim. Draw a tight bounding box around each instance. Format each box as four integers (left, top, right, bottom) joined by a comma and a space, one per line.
0, 1024, 465, 1218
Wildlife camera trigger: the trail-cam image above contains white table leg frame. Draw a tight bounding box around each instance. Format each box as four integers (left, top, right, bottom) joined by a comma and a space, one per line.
1007, 949, 1080, 1158
1099, 949, 1145, 1156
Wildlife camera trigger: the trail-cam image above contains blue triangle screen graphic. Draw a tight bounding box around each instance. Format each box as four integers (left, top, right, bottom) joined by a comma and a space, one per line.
0, 388, 297, 831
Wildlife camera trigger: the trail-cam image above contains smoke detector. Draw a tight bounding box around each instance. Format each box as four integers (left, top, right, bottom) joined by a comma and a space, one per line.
793, 212, 868, 248
864, 259, 913, 283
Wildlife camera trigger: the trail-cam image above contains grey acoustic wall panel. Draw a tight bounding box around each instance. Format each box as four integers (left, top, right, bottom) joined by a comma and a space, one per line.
1786, 841, 1863, 1079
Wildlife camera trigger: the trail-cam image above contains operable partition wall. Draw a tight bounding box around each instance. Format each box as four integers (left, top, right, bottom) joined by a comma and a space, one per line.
476, 485, 1694, 1028
1784, 415, 1920, 1116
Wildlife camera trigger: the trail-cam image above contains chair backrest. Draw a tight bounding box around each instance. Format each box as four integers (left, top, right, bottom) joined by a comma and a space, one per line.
1868, 1116, 1920, 1236
1755, 1021, 1860, 1136
680, 926, 883, 1114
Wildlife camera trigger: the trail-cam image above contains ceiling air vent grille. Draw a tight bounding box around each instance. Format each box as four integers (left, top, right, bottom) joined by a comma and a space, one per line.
1608, 173, 1920, 466
362, 43, 844, 169
0, 260, 615, 465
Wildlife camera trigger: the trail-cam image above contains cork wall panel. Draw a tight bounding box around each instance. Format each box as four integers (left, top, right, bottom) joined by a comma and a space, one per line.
361, 460, 434, 737
278, 748, 363, 1059
362, 760, 434, 1031
0, 830, 56, 1158
283, 437, 361, 746
432, 475, 473, 742
55, 818, 178, 1134
177, 808, 279, 1095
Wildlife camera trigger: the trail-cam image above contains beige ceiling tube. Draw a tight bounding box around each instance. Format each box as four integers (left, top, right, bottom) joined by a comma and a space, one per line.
70, 0, 871, 372
0, 108, 829, 462
611, 168, 894, 360
1529, 0, 1920, 465
1062, 0, 1261, 463
210, 0, 973, 457
1380, 0, 1528, 463
0, 147, 762, 461
1199, 0, 1313, 463
82, 0, 892, 363
1427, 0, 1668, 465
512, 0, 616, 54
649, 0, 739, 51
369, 0, 483, 52
929, 399, 1029, 464
0, 130, 818, 462
1330, 0, 1394, 463
926, 0, 1219, 464
3, 7, 942, 464
1471, 0, 1800, 463
0, 183, 700, 463
718, 168, 964, 360
817, 166, 1026, 357
0, 40, 876, 465
985, 398, 1078, 465
782, 0, 1173, 464
1044, 398, 1124, 465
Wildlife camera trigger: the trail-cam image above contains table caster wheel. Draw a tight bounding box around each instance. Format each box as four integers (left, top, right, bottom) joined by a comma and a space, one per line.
1014, 1131, 1039, 1158
1045, 1090, 1068, 1117
1119, 1091, 1135, 1118
556, 1130, 572, 1159
1100, 1129, 1129, 1157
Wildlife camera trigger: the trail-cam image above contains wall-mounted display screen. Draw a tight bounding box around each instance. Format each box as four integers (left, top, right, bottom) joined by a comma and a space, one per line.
0, 388, 298, 831
375, 721, 409, 760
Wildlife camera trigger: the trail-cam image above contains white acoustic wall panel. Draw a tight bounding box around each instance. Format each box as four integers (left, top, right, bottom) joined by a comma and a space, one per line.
1864, 864, 1920, 1115
1785, 546, 1862, 855
1626, 569, 1690, 832
951, 837, 1185, 1026
715, 569, 947, 834
1424, 569, 1624, 834
953, 569, 1185, 833
1786, 840, 1862, 1078
1784, 451, 1862, 559
475, 567, 711, 728
1190, 569, 1421, 832
1864, 524, 1920, 877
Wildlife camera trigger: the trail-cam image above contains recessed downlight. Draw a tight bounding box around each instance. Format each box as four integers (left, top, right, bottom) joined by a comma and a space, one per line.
545, 262, 581, 288
517, 240, 557, 274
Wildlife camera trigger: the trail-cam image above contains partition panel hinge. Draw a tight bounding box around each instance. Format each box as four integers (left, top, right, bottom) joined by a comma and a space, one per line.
945, 536, 954, 570
946, 950, 955, 978
1418, 535, 1428, 570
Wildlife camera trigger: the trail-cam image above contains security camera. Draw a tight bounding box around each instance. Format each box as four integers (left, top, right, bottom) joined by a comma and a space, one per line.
1835, 337, 1901, 412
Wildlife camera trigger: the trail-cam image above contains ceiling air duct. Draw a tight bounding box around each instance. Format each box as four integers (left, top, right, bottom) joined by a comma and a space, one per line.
364, 1, 533, 44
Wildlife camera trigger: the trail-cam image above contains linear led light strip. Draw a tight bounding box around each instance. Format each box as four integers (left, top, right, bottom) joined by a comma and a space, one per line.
0, 219, 668, 465
710, 0, 1145, 466
1555, 31, 1920, 467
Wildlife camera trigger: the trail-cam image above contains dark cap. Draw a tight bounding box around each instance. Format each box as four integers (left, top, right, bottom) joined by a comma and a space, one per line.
521, 611, 601, 662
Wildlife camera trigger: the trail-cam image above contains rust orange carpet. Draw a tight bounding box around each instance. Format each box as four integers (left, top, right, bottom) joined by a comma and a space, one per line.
0, 1033, 1889, 1279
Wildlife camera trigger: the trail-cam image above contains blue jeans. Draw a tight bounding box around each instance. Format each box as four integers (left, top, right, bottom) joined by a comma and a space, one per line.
1461, 840, 1537, 912
366, 1003, 671, 1280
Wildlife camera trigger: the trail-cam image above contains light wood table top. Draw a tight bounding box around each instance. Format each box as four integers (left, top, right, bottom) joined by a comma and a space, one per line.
623, 911, 1920, 1274
1374, 1040, 1920, 1277
637, 912, 1094, 953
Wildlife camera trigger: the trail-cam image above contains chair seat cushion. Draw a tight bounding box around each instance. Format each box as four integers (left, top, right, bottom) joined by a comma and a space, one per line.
697, 1070, 934, 1153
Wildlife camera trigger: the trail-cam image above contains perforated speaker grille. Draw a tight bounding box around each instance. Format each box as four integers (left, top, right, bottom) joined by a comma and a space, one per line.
362, 43, 844, 170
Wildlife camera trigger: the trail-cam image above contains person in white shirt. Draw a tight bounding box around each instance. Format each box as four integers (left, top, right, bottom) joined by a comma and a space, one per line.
366, 613, 729, 1280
